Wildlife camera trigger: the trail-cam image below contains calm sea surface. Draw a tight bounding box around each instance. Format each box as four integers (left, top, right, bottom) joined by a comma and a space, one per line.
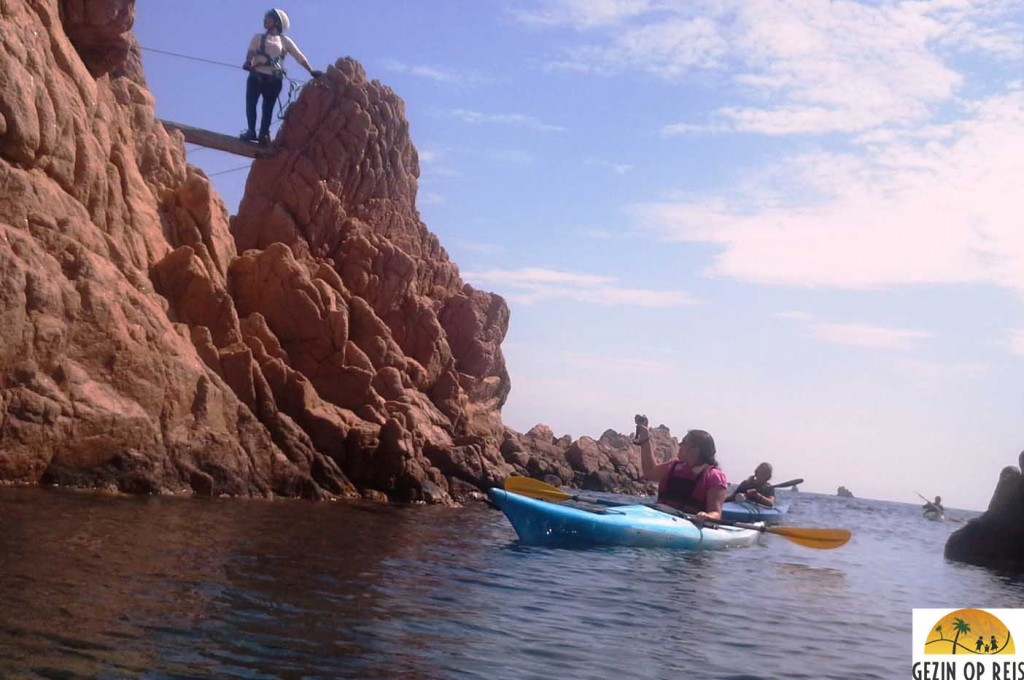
1, 486, 1022, 679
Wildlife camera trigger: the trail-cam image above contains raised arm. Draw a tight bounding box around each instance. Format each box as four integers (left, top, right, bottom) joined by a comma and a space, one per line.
635, 415, 671, 482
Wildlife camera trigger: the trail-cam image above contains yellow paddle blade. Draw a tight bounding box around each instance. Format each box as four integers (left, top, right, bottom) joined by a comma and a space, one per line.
503, 476, 573, 503
765, 526, 851, 550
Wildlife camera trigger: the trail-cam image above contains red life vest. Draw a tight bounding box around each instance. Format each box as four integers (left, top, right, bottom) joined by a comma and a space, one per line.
658, 460, 710, 511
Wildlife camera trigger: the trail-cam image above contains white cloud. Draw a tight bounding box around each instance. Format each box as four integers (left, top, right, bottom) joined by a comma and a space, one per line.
513, 0, 656, 28
462, 266, 698, 307
527, 0, 1021, 136
547, 16, 727, 78
932, 2, 1024, 60
811, 322, 932, 349
563, 351, 674, 373
777, 310, 931, 350
661, 121, 715, 136
381, 59, 483, 85
896, 359, 989, 379
446, 108, 566, 132
488, 149, 535, 164
775, 310, 815, 322
417, 147, 462, 177
584, 158, 635, 174
450, 239, 506, 256
469, 268, 613, 286
581, 228, 618, 239
633, 89, 1024, 293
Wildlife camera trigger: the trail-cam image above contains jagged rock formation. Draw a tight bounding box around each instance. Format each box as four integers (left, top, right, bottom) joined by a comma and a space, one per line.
945, 461, 1024, 572
0, 0, 514, 503
501, 424, 663, 497
1, 0, 344, 498
0, 0, 660, 503
837, 486, 854, 498
219, 57, 516, 503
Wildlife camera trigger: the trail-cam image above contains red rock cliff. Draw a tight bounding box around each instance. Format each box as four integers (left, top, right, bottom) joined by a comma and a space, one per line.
0, 0, 515, 502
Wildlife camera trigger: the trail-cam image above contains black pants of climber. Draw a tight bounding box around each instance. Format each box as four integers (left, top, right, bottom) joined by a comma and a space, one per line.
245, 72, 283, 139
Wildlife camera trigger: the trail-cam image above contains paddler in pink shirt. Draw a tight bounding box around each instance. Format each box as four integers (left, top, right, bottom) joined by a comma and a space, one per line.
634, 414, 728, 521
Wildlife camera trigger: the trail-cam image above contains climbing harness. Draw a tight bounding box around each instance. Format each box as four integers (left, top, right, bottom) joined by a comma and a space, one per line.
254, 33, 285, 77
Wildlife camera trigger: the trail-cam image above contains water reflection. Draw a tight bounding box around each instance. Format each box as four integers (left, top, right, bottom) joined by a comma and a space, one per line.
0, 488, 488, 678
3, 488, 1024, 679
775, 561, 848, 590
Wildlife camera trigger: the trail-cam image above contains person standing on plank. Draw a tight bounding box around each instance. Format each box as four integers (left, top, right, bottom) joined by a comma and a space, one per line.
241, 8, 323, 145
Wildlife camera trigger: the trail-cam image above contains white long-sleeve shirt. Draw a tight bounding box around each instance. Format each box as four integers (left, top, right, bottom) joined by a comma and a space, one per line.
246, 33, 310, 76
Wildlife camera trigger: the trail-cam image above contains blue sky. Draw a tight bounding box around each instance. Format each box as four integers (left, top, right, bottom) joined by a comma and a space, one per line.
135, 1, 1024, 510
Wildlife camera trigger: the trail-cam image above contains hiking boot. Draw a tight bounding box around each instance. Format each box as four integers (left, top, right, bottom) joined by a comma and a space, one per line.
258, 133, 271, 146
239, 130, 257, 142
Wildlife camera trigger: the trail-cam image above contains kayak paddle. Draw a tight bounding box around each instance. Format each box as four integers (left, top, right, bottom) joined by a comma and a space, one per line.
503, 477, 851, 550
770, 478, 803, 490
916, 491, 944, 513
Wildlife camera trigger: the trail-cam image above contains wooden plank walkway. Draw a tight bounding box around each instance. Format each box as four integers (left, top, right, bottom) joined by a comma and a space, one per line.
159, 120, 277, 159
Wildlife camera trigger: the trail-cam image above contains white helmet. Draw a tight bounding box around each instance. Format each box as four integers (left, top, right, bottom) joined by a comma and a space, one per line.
267, 8, 290, 32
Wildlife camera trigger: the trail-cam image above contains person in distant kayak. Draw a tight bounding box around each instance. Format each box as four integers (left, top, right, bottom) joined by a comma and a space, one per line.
726, 462, 776, 508
241, 8, 323, 145
633, 414, 728, 521
922, 496, 944, 514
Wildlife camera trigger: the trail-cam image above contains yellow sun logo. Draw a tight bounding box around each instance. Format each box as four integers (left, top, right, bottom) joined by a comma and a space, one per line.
925, 609, 1015, 655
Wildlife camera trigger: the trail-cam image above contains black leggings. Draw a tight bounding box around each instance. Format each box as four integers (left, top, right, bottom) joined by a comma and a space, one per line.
246, 72, 283, 136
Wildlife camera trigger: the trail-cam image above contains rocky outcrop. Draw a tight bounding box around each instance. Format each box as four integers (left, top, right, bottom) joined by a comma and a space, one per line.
499, 424, 677, 497
0, 0, 661, 504
0, 0, 355, 498
223, 57, 517, 502
945, 463, 1024, 572
0, 0, 516, 503
837, 486, 854, 498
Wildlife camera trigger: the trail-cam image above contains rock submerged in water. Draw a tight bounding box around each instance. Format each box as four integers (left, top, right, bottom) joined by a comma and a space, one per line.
945, 464, 1024, 572
945, 517, 1024, 572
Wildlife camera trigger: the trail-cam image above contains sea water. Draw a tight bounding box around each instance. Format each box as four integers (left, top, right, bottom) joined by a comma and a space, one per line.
1, 486, 1020, 679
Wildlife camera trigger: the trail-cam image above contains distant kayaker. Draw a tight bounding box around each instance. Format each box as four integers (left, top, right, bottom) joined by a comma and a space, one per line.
633, 414, 728, 521
241, 8, 323, 145
922, 496, 944, 515
727, 462, 776, 508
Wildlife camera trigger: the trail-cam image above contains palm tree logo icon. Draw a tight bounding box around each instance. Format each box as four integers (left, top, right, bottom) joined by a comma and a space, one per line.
925, 609, 1014, 655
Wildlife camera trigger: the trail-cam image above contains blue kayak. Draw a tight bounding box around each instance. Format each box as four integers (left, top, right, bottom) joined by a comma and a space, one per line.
488, 488, 763, 550
721, 501, 790, 524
